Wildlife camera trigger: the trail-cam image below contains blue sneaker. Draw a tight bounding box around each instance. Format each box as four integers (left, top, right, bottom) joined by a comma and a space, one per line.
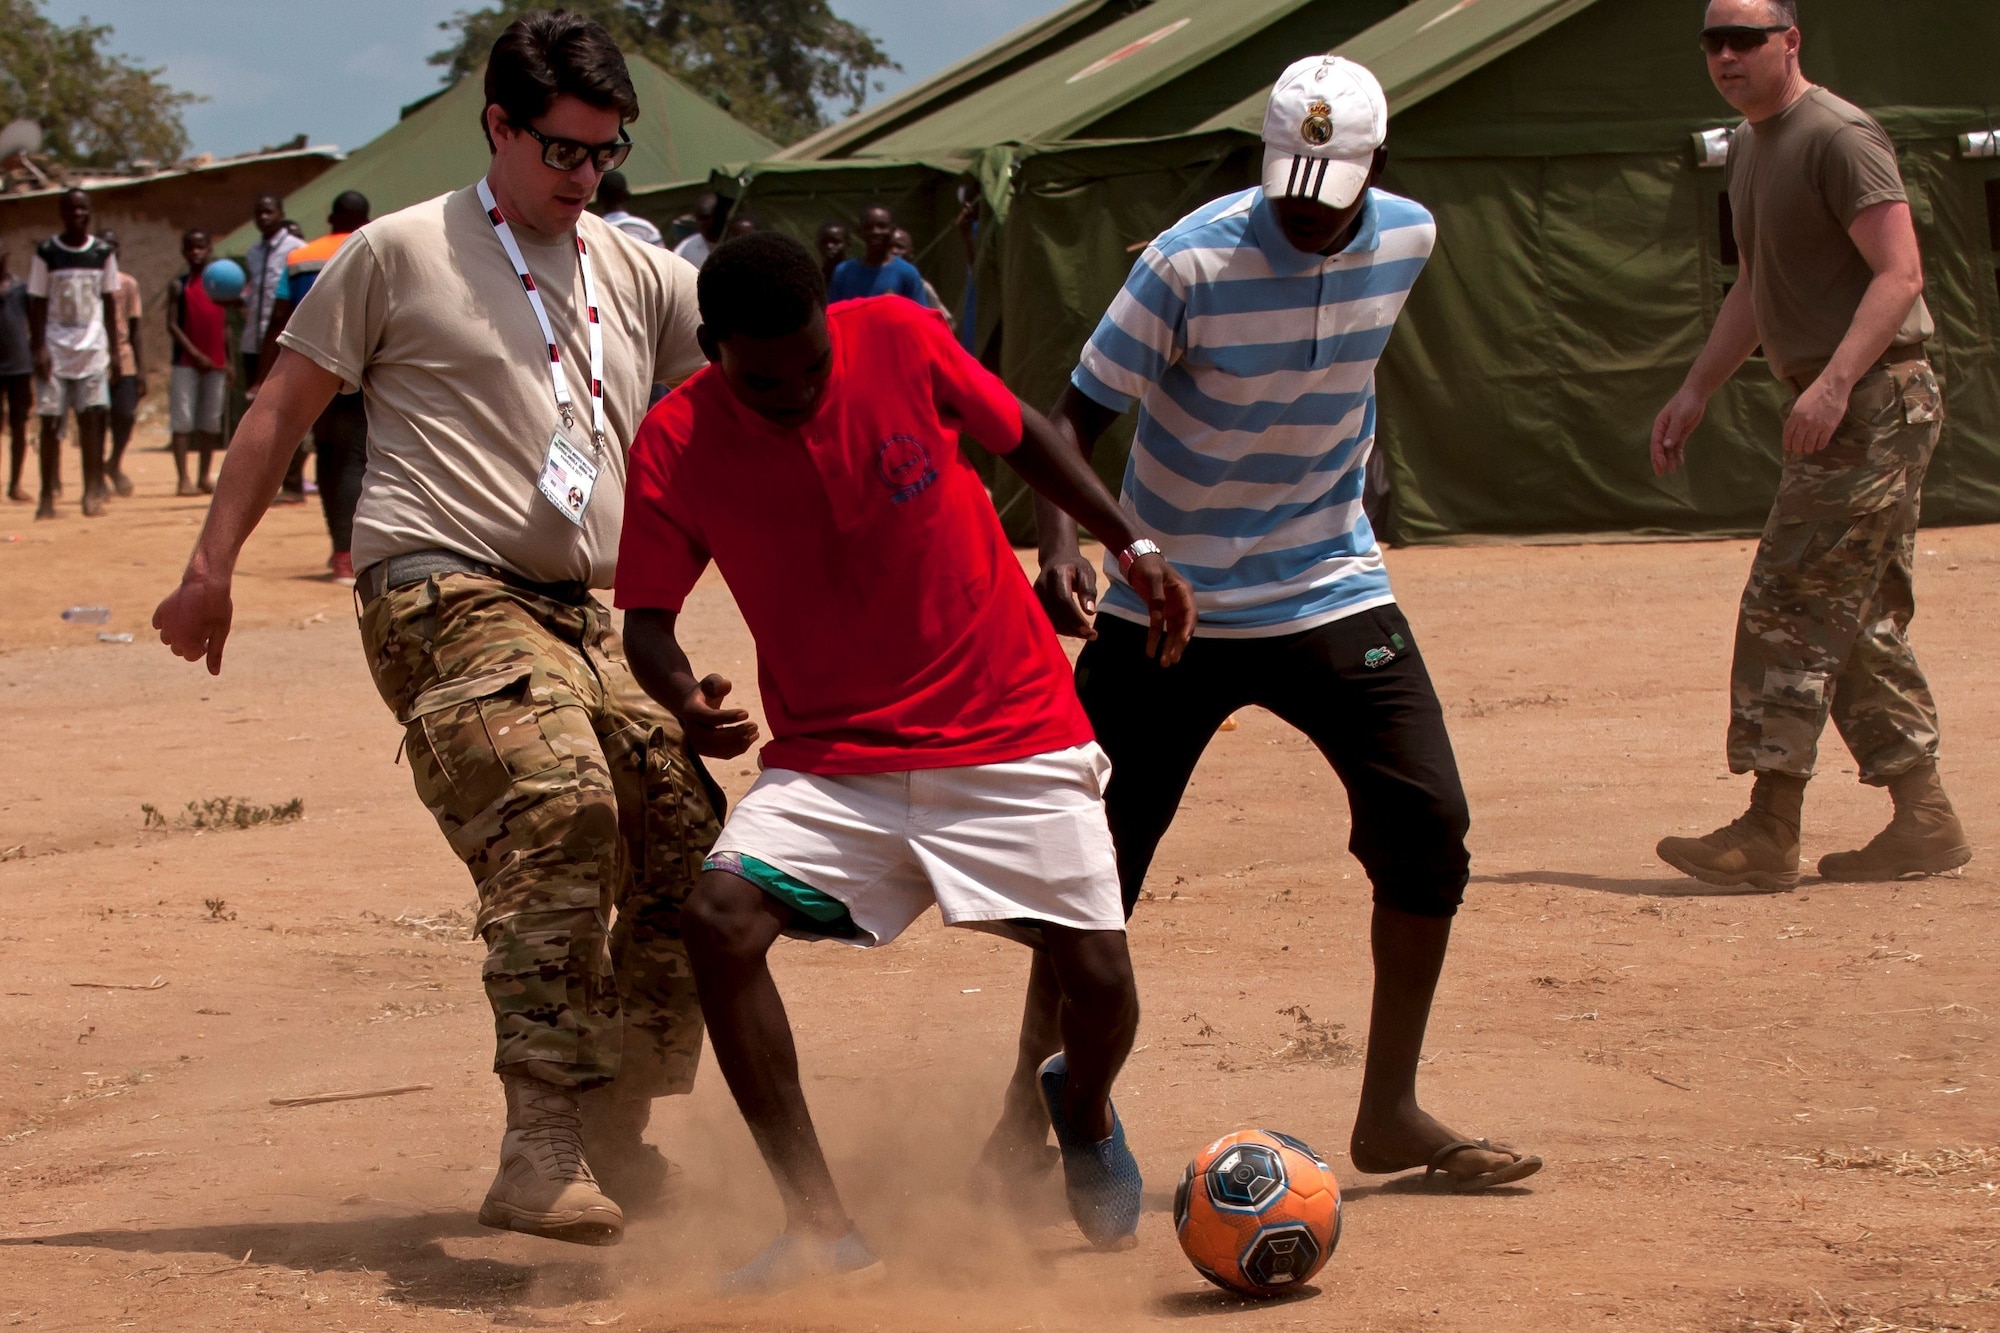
716, 1228, 885, 1297
1038, 1052, 1142, 1250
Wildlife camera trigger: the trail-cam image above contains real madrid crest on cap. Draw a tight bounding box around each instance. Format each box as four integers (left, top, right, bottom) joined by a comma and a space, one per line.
1301, 99, 1335, 148
1260, 56, 1389, 211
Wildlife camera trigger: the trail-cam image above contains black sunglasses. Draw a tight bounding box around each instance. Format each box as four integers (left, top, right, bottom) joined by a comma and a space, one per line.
516, 121, 633, 173
1699, 24, 1794, 55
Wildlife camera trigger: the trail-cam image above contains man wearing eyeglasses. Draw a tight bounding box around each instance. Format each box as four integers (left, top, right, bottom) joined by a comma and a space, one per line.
152, 13, 722, 1247
1652, 0, 1969, 892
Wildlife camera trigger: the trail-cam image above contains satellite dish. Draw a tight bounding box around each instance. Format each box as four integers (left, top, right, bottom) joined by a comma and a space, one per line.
0, 120, 44, 159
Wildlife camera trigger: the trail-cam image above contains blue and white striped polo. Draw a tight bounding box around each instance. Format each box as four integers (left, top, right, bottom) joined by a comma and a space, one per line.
1073, 185, 1435, 637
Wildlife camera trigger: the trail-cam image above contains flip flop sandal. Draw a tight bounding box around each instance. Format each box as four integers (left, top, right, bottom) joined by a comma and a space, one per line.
1424, 1139, 1543, 1193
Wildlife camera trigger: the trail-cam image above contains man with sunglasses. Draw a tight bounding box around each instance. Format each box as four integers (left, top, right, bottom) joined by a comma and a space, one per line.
153, 13, 721, 1247
1653, 0, 1969, 891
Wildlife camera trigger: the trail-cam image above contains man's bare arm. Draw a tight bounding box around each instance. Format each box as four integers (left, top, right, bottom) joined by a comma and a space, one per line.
1028, 386, 1123, 637
27, 296, 48, 379
1651, 271, 1761, 476
1783, 200, 1926, 457
1008, 392, 1193, 665
622, 608, 759, 759
151, 349, 341, 672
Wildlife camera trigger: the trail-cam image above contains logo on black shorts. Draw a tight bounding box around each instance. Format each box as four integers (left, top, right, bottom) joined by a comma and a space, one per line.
877, 434, 939, 505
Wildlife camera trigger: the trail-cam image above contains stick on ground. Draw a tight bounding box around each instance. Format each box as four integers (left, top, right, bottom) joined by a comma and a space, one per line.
269, 1084, 433, 1108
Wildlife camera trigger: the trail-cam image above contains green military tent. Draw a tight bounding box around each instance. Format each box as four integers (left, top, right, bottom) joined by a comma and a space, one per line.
219, 53, 777, 253
640, 0, 2000, 542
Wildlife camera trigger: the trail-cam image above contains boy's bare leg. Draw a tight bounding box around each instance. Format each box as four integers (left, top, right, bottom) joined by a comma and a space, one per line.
195, 429, 219, 493
994, 905, 1530, 1186
983, 949, 1064, 1169
78, 407, 108, 515
682, 868, 851, 1240
108, 402, 135, 495
6, 399, 27, 502
34, 416, 60, 519
1038, 925, 1138, 1140
171, 431, 197, 495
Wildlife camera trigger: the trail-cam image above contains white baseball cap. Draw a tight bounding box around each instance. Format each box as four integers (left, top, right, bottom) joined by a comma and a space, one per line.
1261, 56, 1388, 210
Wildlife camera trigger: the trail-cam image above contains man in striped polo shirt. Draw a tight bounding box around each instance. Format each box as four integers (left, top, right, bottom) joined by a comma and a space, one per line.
988, 56, 1541, 1194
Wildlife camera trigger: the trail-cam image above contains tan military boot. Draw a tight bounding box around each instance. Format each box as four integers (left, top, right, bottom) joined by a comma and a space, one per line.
477, 1075, 624, 1245
578, 1086, 679, 1217
1657, 771, 1806, 893
1818, 762, 1972, 881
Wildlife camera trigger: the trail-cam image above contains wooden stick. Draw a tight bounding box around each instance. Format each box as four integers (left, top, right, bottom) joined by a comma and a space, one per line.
70, 977, 167, 990
270, 1084, 433, 1108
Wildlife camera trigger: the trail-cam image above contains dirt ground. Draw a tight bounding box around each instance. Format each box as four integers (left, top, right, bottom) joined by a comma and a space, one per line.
2, 430, 1996, 1333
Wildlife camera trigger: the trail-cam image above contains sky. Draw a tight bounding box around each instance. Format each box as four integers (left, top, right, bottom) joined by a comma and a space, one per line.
38, 0, 1058, 160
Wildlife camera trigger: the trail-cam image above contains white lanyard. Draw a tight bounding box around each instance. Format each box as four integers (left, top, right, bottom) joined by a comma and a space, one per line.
475, 177, 607, 451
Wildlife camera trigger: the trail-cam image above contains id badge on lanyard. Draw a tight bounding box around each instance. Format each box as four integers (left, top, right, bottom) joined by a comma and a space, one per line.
538, 432, 599, 527
477, 177, 609, 528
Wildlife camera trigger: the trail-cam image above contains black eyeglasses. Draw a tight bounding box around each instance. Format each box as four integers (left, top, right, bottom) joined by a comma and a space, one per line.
1700, 24, 1793, 55
515, 122, 633, 173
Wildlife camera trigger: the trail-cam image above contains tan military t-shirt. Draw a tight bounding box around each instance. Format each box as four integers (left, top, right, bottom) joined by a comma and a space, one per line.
279, 184, 705, 586
1725, 86, 1934, 383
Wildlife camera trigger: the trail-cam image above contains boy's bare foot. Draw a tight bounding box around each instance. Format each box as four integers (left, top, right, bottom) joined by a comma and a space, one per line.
35, 494, 56, 520
112, 471, 134, 498
1350, 1105, 1540, 1192
197, 478, 214, 495
7, 487, 29, 503
176, 480, 200, 497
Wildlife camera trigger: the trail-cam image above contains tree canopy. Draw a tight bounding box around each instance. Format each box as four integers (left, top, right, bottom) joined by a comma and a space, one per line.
432, 0, 898, 147
0, 0, 198, 169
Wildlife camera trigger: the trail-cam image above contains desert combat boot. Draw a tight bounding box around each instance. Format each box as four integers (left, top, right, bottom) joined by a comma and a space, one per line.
478, 1075, 624, 1245
1657, 771, 1806, 893
1819, 761, 1972, 881
578, 1085, 679, 1216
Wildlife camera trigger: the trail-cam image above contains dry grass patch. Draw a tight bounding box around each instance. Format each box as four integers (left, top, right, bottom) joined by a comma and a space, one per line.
1791, 1146, 2000, 1185
1742, 1283, 2000, 1332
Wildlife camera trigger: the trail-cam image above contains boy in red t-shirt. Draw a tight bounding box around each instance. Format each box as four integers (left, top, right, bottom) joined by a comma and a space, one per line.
617, 234, 1194, 1293
166, 228, 233, 496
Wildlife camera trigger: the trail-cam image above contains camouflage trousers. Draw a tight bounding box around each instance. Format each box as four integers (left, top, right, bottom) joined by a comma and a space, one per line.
359, 571, 721, 1095
1727, 359, 1945, 785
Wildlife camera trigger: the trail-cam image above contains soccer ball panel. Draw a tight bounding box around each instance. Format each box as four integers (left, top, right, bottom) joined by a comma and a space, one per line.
1241, 1223, 1323, 1288
1203, 1142, 1286, 1212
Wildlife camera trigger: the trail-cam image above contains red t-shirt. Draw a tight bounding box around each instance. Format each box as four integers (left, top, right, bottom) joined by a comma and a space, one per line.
617, 296, 1095, 776
171, 269, 227, 367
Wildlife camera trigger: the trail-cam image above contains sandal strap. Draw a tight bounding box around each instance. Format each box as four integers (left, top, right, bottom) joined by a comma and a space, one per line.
1425, 1138, 1510, 1177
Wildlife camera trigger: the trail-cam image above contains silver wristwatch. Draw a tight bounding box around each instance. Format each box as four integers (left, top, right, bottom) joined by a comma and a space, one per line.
1116, 538, 1163, 577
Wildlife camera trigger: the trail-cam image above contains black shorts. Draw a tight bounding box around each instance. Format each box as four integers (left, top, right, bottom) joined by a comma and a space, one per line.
1075, 604, 1471, 919
109, 375, 140, 427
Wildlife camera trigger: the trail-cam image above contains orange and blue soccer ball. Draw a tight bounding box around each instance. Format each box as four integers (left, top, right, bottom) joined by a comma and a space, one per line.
1173, 1129, 1342, 1298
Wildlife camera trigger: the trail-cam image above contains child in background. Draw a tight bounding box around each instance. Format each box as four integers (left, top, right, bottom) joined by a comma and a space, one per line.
166, 228, 232, 497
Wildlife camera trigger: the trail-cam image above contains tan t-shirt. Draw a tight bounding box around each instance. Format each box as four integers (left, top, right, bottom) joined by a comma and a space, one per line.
111, 273, 141, 378
278, 185, 705, 586
1725, 87, 1933, 383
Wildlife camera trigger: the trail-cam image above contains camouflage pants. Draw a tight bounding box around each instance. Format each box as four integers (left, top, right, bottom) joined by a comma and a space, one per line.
1727, 360, 1945, 785
359, 572, 720, 1095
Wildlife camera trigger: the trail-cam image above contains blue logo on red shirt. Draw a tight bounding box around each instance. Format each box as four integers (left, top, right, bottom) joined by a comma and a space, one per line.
877, 434, 939, 505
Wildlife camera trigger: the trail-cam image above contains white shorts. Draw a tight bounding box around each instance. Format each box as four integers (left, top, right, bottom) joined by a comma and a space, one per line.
709, 744, 1125, 947
169, 365, 227, 434
36, 370, 109, 418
